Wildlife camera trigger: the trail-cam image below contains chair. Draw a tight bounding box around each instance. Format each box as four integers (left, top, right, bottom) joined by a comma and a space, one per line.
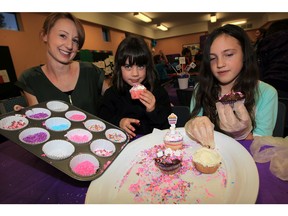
0, 95, 27, 114
273, 101, 286, 137
171, 106, 191, 127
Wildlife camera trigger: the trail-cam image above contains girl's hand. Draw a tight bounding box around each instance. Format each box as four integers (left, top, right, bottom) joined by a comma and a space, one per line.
139, 89, 156, 112
216, 101, 252, 140
14, 105, 24, 111
185, 116, 215, 149
119, 118, 140, 139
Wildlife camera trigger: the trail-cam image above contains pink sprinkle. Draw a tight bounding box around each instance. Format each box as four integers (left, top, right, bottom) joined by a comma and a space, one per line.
70, 135, 89, 143
72, 161, 97, 176
69, 114, 86, 121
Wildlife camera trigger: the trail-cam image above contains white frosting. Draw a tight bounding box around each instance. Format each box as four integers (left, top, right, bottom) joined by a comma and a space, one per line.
193, 148, 221, 167
130, 84, 146, 91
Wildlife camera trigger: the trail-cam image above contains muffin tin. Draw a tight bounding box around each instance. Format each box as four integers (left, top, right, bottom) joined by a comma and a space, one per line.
0, 100, 129, 181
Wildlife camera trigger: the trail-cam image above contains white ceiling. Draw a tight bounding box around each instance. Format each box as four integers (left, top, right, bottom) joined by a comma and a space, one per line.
74, 12, 288, 39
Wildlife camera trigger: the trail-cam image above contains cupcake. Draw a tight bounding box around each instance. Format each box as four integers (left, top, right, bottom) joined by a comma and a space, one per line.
218, 92, 245, 109
164, 113, 183, 150
42, 139, 75, 160
192, 147, 222, 174
154, 148, 182, 175
129, 84, 146, 99
70, 153, 100, 177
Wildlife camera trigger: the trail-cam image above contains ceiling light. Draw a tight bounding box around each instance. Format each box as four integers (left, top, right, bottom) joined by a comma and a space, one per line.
222, 20, 247, 26
210, 13, 217, 23
133, 12, 152, 23
156, 24, 168, 31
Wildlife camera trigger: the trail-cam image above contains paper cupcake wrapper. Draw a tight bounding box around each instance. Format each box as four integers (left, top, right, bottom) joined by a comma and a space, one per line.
65, 128, 93, 144
83, 119, 106, 132
0, 115, 29, 131
25, 108, 51, 120
105, 128, 127, 143
70, 153, 99, 177
42, 139, 75, 160
90, 139, 116, 157
46, 101, 69, 112
44, 117, 71, 132
19, 127, 50, 145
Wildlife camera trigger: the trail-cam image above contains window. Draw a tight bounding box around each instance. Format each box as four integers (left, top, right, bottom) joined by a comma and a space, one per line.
0, 13, 20, 31
102, 27, 111, 42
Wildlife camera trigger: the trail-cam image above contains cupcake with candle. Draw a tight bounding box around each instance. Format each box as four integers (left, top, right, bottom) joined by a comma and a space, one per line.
163, 113, 183, 150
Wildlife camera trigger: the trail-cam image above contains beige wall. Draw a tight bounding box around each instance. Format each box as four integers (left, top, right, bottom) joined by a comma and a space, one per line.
0, 13, 259, 79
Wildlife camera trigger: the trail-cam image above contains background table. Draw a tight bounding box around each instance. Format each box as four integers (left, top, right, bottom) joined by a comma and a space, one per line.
0, 138, 287, 204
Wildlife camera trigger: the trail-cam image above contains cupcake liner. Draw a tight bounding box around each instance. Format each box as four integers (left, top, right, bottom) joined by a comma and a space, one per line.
19, 127, 50, 145
42, 139, 75, 160
44, 117, 71, 132
25, 108, 51, 120
70, 153, 99, 177
65, 110, 87, 122
65, 128, 93, 144
105, 128, 127, 143
90, 139, 116, 157
0, 115, 29, 131
83, 119, 106, 132
46, 101, 69, 112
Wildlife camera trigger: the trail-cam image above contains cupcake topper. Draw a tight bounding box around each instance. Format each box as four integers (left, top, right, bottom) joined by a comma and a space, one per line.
168, 113, 178, 131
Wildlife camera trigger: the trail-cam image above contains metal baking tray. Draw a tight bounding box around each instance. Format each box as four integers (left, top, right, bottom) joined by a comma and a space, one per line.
0, 100, 129, 181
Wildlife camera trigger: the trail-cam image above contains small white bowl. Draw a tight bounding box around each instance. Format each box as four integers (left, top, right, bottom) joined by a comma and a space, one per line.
70, 153, 99, 177
90, 139, 116, 157
83, 119, 106, 132
42, 140, 75, 160
19, 127, 50, 145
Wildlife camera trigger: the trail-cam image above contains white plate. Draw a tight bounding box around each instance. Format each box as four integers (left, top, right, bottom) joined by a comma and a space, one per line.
85, 128, 259, 204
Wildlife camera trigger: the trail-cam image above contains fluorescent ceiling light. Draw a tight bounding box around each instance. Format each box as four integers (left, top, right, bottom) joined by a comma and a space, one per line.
210, 14, 217, 23
156, 24, 168, 31
133, 12, 152, 23
222, 20, 247, 26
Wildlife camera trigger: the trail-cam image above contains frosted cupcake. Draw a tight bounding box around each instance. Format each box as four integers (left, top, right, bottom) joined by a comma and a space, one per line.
129, 84, 146, 99
19, 127, 50, 145
192, 147, 222, 174
42, 140, 75, 160
70, 153, 100, 177
154, 148, 182, 175
65, 128, 93, 144
25, 108, 51, 120
90, 139, 116, 157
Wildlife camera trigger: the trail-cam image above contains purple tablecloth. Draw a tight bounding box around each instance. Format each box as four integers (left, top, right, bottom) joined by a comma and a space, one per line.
0, 139, 287, 204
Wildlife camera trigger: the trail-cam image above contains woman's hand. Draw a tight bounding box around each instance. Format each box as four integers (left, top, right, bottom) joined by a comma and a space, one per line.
119, 118, 140, 139
139, 89, 156, 112
216, 101, 252, 140
185, 116, 215, 149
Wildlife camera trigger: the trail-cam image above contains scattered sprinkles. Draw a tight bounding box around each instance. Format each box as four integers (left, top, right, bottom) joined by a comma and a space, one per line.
4, 120, 26, 130
116, 144, 228, 204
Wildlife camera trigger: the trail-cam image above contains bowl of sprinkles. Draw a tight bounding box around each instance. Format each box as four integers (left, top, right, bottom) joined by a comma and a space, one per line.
44, 117, 71, 132
25, 108, 51, 120
65, 128, 93, 144
19, 127, 50, 145
0, 115, 29, 131
70, 153, 99, 177
105, 128, 127, 143
90, 139, 116, 157
84, 119, 106, 132
65, 110, 87, 122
